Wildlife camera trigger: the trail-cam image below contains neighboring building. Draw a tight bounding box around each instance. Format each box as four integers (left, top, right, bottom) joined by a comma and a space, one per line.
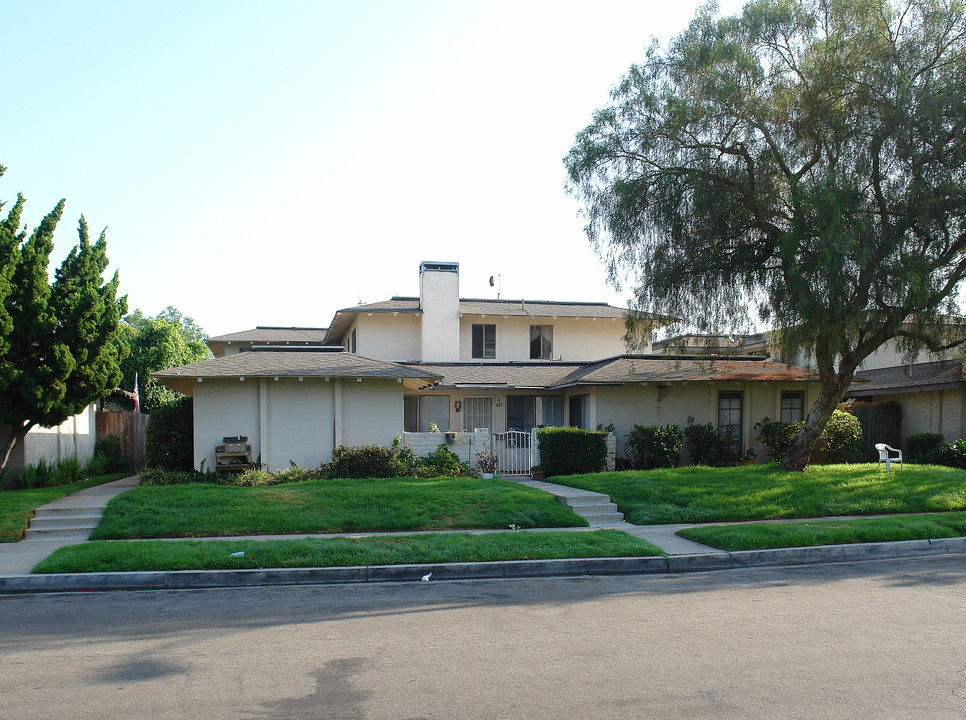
155, 261, 820, 472
0, 406, 98, 488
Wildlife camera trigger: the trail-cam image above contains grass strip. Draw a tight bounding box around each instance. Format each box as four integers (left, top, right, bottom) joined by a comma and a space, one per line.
553, 463, 966, 524
92, 476, 587, 539
678, 512, 966, 551
0, 473, 131, 543
33, 529, 663, 573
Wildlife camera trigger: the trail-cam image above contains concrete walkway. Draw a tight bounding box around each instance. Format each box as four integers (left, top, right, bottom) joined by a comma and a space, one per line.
0, 476, 139, 575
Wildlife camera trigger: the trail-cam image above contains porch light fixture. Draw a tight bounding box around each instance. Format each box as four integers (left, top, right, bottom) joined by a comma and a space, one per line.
454, 401, 462, 412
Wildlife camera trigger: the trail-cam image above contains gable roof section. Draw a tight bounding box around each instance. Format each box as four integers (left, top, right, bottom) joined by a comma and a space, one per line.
154, 351, 440, 396
206, 326, 332, 357
849, 360, 966, 396
322, 296, 631, 345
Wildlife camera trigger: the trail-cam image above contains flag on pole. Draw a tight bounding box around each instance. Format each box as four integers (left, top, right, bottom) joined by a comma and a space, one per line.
133, 373, 141, 414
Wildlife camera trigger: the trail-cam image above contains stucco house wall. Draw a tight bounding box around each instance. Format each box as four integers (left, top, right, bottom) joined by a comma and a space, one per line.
265, 379, 336, 471
193, 379, 261, 472
595, 381, 818, 463
352, 314, 421, 361
457, 315, 628, 362
341, 379, 405, 448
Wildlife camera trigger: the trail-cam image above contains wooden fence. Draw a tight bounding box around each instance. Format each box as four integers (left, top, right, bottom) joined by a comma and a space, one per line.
96, 411, 149, 471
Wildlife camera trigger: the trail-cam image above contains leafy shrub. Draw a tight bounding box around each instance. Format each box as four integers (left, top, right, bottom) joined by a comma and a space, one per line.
755, 417, 803, 463
273, 462, 320, 483
18, 458, 55, 488
52, 456, 85, 485
137, 467, 220, 485
94, 434, 128, 472
938, 439, 966, 469
424, 444, 469, 477
321, 444, 403, 479
906, 433, 946, 464
683, 423, 738, 467
537, 427, 608, 476
228, 468, 277, 486
823, 410, 863, 463
145, 398, 193, 470
18, 457, 86, 488
625, 424, 682, 469
85, 452, 110, 476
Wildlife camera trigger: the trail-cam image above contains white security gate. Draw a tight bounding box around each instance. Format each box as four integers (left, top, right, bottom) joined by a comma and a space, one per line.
493, 430, 532, 475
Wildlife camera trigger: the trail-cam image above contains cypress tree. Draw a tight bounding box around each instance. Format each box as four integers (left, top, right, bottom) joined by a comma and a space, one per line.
0, 167, 127, 472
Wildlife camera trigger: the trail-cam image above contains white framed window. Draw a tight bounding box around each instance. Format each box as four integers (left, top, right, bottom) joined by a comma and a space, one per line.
529, 325, 553, 359
462, 396, 493, 432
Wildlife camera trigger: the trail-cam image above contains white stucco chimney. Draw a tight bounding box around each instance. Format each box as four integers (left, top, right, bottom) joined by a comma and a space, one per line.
419, 261, 460, 361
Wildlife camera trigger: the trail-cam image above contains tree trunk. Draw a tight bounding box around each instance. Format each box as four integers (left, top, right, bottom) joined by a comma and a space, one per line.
0, 421, 34, 476
779, 377, 848, 471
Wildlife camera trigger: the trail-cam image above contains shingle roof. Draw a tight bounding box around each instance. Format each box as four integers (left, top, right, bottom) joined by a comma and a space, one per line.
207, 327, 330, 344
410, 363, 586, 390
551, 355, 816, 389
154, 351, 440, 396
406, 355, 817, 391
850, 360, 965, 395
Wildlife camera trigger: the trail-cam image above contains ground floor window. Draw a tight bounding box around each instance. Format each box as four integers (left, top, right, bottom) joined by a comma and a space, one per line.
781, 391, 805, 423
461, 396, 493, 432
718, 391, 743, 453
569, 394, 590, 429
404, 396, 450, 432
538, 395, 563, 427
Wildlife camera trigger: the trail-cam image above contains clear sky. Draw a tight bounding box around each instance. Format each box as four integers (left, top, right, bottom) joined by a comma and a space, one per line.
1, 0, 745, 337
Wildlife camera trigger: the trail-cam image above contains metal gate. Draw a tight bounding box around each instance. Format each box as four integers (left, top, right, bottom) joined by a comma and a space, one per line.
493, 430, 532, 475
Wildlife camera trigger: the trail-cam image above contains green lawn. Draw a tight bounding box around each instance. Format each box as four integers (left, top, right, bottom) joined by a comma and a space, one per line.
91, 476, 588, 539
0, 473, 131, 543
551, 463, 966, 524
33, 529, 663, 573
678, 512, 966, 551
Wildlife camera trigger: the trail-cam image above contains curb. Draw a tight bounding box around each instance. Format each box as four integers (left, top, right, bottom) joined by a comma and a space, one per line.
2, 537, 965, 594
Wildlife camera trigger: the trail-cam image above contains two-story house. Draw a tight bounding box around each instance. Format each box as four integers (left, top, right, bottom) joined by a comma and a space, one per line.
155, 261, 819, 472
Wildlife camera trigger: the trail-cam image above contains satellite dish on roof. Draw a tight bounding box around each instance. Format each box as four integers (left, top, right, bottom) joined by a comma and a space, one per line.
489, 276, 494, 287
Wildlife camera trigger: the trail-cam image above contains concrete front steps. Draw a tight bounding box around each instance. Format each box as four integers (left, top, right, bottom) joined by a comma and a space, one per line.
24, 505, 103, 541
511, 478, 625, 526
556, 494, 625, 525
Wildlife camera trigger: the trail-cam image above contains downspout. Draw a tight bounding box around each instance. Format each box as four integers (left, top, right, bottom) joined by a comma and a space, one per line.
334, 378, 343, 448
259, 378, 269, 470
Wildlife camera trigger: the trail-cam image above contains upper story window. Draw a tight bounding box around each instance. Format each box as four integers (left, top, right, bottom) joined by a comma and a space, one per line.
347, 328, 357, 354
781, 391, 804, 423
472, 324, 495, 359
530, 325, 553, 359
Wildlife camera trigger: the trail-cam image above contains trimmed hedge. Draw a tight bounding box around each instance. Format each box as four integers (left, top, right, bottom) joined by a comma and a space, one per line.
537, 427, 608, 476
625, 424, 682, 469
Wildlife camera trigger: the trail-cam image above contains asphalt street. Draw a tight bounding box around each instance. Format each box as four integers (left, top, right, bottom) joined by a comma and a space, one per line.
2, 556, 966, 720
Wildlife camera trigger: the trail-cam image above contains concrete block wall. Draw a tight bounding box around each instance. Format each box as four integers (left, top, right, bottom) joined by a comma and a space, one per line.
402, 431, 491, 467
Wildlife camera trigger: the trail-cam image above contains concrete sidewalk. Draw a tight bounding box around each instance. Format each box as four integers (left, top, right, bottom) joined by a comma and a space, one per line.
3, 473, 966, 593
0, 476, 139, 575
